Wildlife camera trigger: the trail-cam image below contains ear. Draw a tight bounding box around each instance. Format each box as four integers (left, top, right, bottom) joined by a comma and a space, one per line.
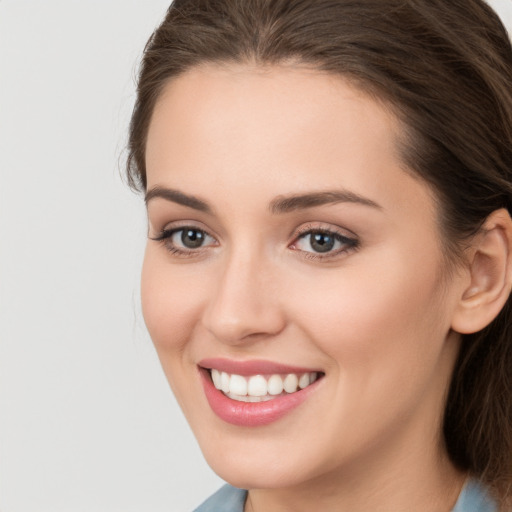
451, 208, 512, 334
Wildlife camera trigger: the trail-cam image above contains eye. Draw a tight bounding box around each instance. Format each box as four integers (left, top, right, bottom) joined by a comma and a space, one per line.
151, 226, 217, 255
291, 228, 358, 257
174, 228, 210, 249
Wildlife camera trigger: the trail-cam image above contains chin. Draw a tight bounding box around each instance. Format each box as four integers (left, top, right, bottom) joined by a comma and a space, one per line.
194, 423, 329, 491
205, 451, 316, 491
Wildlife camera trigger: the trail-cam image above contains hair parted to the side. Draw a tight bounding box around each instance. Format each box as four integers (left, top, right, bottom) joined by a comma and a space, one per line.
127, 0, 512, 506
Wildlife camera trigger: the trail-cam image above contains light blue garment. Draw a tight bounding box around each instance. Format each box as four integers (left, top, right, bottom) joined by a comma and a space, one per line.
451, 479, 498, 512
193, 479, 497, 512
193, 484, 246, 512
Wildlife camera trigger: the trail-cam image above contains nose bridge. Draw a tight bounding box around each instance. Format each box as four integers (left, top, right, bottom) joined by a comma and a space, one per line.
201, 241, 285, 344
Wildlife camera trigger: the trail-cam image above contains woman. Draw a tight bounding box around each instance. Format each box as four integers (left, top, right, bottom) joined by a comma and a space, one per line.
126, 1, 512, 510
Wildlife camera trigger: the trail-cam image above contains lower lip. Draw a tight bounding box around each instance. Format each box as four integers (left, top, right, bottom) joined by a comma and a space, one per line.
199, 368, 322, 427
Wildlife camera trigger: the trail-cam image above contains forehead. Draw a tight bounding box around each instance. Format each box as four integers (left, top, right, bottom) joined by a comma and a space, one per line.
147, 63, 398, 156
145, 63, 434, 220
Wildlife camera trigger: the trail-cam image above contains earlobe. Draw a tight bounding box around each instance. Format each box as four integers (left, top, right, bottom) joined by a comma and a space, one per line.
451, 208, 512, 335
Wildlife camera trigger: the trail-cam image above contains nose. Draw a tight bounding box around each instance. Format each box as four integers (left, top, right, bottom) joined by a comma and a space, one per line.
201, 249, 286, 345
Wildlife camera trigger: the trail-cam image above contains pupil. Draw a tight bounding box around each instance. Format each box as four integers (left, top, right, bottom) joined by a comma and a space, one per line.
311, 232, 335, 253
181, 229, 204, 248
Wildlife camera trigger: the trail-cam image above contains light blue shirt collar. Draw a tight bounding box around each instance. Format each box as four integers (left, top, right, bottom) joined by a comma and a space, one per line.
194, 479, 497, 512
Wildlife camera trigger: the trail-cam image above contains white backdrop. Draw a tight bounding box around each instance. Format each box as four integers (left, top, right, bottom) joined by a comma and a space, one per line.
0, 1, 511, 511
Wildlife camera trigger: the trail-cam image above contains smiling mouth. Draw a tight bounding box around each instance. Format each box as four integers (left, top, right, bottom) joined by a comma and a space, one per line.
209, 369, 321, 402
199, 360, 325, 426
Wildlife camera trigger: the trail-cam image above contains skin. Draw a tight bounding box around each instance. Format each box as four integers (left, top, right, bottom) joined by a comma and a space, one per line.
142, 64, 470, 512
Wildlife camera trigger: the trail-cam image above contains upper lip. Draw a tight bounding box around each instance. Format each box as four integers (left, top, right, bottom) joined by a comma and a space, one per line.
198, 358, 322, 376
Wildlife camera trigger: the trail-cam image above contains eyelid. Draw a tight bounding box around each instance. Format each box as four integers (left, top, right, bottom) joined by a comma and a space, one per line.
291, 222, 358, 241
150, 227, 213, 242
149, 217, 218, 239
289, 222, 360, 259
149, 221, 219, 257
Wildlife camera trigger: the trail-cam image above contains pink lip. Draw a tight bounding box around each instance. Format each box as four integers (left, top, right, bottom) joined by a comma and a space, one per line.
198, 364, 323, 427
199, 357, 321, 376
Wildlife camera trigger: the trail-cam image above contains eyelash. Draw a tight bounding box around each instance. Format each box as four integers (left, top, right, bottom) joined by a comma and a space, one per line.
291, 226, 360, 260
150, 226, 217, 258
150, 225, 359, 260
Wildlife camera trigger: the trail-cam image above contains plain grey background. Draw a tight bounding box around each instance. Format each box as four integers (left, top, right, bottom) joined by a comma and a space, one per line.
0, 1, 511, 511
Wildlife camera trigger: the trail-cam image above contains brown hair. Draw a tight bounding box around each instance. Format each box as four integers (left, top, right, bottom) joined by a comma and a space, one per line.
127, 0, 512, 506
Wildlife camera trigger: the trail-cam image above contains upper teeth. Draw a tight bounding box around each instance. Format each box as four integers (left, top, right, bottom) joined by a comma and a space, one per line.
211, 369, 318, 401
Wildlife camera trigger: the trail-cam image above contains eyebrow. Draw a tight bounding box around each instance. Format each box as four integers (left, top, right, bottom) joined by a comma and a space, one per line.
269, 190, 382, 214
145, 186, 382, 215
145, 186, 212, 213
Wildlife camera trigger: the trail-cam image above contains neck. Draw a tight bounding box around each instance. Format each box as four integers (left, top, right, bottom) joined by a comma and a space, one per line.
245, 418, 466, 512
246, 457, 465, 512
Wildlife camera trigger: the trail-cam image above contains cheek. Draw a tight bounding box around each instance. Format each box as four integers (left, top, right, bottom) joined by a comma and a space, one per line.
141, 246, 206, 357
287, 247, 450, 382
141, 246, 215, 421
280, 250, 455, 456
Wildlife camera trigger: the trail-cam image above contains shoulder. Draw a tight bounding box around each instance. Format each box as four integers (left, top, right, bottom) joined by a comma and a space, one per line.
452, 480, 498, 512
193, 484, 247, 512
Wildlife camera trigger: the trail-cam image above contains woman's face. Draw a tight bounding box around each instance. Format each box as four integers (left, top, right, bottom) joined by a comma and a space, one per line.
142, 65, 464, 489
